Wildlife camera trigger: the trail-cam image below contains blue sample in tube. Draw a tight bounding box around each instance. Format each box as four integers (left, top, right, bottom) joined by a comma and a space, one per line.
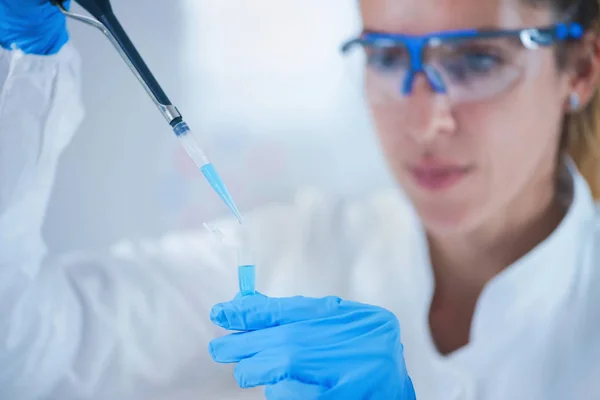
238, 265, 256, 296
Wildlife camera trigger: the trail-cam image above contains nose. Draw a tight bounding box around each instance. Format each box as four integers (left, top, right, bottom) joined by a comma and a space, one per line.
404, 74, 456, 145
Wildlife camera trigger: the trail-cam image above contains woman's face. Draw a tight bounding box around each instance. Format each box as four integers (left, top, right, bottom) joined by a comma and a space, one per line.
359, 0, 573, 235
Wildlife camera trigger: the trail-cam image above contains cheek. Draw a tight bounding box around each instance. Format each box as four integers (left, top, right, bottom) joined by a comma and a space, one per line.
460, 104, 531, 211
370, 107, 409, 160
461, 68, 565, 212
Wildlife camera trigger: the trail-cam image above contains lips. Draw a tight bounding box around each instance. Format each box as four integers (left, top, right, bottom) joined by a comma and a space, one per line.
409, 164, 470, 191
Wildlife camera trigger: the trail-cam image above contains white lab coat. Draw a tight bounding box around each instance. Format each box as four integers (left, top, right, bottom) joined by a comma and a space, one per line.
1, 43, 599, 400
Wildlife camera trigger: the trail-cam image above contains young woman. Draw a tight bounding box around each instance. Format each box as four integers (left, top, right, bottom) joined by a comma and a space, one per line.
1, 0, 598, 398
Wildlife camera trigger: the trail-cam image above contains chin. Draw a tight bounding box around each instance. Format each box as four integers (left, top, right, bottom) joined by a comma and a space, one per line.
397, 170, 483, 235
411, 198, 480, 236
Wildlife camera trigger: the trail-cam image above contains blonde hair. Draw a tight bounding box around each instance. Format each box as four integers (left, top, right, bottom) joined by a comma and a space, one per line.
560, 0, 600, 200
543, 0, 600, 199
564, 89, 600, 199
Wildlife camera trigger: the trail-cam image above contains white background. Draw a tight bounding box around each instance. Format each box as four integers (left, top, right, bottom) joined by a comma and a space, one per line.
44, 0, 395, 254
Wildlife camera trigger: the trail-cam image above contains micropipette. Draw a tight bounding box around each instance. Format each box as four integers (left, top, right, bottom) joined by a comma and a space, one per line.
52, 0, 243, 224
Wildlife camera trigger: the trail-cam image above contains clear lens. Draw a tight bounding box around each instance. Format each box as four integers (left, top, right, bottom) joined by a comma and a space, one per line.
429, 36, 526, 103
365, 43, 411, 104
341, 42, 410, 105
342, 35, 537, 106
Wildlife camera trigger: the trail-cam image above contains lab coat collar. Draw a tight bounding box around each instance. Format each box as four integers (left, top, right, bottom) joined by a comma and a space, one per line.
406, 157, 597, 362
465, 158, 596, 357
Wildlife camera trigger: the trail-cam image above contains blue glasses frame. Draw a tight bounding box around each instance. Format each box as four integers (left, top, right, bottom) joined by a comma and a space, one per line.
341, 23, 584, 95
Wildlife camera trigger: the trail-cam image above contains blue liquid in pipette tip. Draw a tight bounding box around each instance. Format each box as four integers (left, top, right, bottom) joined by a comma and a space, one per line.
201, 164, 243, 224
238, 265, 256, 296
172, 121, 243, 224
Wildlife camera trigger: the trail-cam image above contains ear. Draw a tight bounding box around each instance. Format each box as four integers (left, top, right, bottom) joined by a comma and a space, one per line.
567, 30, 600, 111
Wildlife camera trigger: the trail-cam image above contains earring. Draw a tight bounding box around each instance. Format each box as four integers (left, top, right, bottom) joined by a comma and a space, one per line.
569, 92, 580, 111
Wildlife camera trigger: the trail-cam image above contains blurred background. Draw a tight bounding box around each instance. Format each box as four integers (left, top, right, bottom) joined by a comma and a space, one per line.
43, 0, 396, 254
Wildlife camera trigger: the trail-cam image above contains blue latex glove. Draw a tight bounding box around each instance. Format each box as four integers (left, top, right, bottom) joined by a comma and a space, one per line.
209, 293, 416, 400
0, 0, 70, 55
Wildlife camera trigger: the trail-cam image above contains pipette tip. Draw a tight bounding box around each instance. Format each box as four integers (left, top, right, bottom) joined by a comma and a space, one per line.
172, 121, 243, 224
201, 163, 244, 224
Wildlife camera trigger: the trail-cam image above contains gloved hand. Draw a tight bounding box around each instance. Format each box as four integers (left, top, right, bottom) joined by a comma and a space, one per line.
209, 293, 416, 400
0, 0, 70, 55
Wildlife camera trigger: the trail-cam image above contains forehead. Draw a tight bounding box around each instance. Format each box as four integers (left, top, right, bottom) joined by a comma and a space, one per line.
358, 0, 555, 34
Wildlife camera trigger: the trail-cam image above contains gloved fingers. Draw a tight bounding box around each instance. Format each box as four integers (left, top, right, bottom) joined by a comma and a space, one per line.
403, 376, 418, 400
210, 293, 342, 331
1, 0, 70, 17
316, 367, 416, 400
233, 348, 293, 388
210, 292, 267, 331
209, 332, 251, 363
232, 346, 330, 389
209, 328, 288, 363
264, 380, 327, 400
318, 380, 416, 400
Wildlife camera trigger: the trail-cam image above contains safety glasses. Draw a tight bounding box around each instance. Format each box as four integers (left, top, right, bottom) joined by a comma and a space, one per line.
340, 23, 584, 105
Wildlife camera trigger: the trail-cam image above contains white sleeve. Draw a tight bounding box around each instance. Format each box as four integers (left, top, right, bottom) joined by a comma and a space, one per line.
0, 44, 366, 400
0, 44, 239, 399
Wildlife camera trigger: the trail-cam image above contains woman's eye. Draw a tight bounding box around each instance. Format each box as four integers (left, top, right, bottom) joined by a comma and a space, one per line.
442, 51, 504, 81
365, 47, 408, 72
462, 52, 503, 73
